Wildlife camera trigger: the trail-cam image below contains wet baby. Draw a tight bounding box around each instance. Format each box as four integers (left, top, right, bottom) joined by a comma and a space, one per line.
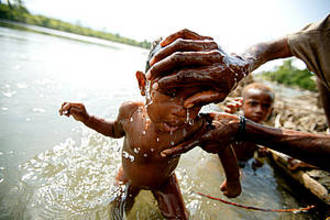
59, 43, 241, 219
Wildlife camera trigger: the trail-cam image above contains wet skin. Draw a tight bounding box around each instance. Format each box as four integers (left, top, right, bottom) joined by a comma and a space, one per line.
146, 29, 249, 108
59, 75, 241, 219
147, 29, 291, 109
153, 29, 330, 171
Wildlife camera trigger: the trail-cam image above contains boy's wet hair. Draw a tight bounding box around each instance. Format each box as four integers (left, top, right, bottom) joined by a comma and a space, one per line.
242, 83, 275, 102
145, 38, 162, 72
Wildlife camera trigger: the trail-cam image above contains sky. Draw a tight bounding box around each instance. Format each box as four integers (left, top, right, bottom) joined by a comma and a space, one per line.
24, 0, 329, 70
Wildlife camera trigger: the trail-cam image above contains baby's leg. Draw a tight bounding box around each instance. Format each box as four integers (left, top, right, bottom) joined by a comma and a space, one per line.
217, 145, 241, 198
152, 173, 188, 220
111, 167, 140, 218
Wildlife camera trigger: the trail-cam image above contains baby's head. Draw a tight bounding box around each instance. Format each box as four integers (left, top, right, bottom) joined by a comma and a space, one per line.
241, 83, 274, 123
135, 40, 202, 133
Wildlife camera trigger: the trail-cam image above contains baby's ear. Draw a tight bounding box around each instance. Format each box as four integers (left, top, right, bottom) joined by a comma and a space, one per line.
136, 71, 146, 96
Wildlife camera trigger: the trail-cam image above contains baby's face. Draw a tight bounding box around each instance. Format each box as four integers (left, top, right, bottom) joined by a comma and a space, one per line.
146, 87, 201, 133
242, 88, 273, 123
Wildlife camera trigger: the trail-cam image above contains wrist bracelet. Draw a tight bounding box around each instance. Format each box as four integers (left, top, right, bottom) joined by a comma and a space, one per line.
236, 115, 246, 141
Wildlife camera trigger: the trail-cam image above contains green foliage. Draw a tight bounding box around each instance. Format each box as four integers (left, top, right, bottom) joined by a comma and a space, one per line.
0, 4, 151, 49
260, 59, 317, 91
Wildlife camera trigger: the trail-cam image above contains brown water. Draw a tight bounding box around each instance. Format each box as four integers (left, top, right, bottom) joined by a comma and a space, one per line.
0, 24, 322, 219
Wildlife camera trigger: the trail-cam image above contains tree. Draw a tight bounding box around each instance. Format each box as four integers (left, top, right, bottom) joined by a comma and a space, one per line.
261, 59, 317, 91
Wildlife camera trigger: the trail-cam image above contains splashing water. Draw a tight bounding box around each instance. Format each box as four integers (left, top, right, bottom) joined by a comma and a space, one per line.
16, 132, 124, 219
3, 130, 317, 220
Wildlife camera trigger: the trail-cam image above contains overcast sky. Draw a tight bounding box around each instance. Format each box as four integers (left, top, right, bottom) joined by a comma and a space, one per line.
24, 0, 329, 70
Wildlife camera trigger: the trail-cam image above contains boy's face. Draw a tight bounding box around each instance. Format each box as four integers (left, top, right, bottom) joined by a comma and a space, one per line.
242, 88, 273, 123
147, 88, 201, 133
136, 70, 201, 133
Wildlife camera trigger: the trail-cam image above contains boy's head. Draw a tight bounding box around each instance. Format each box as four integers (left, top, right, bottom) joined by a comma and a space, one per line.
241, 83, 274, 123
135, 40, 202, 133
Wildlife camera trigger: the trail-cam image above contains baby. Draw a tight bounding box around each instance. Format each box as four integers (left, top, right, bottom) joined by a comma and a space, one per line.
59, 42, 241, 219
224, 83, 274, 167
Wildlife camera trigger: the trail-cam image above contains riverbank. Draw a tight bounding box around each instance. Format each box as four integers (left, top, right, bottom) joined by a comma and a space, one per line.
0, 4, 151, 49
0, 19, 145, 50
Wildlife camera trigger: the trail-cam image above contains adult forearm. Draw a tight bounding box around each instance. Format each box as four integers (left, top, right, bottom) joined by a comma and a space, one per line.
242, 37, 292, 72
243, 119, 330, 171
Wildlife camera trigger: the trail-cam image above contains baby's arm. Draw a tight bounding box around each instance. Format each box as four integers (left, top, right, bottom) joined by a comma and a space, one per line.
59, 102, 135, 138
217, 145, 241, 198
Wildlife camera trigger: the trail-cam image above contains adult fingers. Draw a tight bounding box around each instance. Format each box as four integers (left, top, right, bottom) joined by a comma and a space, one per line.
160, 29, 213, 47
146, 50, 223, 80
155, 66, 218, 91
183, 90, 227, 108
149, 39, 218, 66
160, 139, 200, 158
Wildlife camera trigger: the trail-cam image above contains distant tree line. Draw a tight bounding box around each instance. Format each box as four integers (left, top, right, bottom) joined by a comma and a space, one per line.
260, 59, 317, 91
0, 3, 151, 49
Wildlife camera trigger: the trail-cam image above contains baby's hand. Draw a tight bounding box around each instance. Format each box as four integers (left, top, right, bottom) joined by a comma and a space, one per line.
220, 179, 242, 198
59, 102, 89, 123
224, 97, 243, 114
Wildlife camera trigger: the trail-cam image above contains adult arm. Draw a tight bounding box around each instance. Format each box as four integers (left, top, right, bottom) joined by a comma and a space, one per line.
241, 37, 292, 72
242, 118, 330, 170
161, 113, 330, 171
147, 29, 293, 108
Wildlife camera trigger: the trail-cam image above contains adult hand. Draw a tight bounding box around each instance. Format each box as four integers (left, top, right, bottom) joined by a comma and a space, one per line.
147, 29, 249, 108
160, 112, 240, 157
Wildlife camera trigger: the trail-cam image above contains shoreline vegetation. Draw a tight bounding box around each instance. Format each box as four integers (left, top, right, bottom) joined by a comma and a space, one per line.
258, 59, 317, 92
0, 3, 151, 49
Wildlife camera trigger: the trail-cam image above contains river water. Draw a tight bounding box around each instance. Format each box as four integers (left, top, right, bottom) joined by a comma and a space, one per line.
0, 25, 320, 219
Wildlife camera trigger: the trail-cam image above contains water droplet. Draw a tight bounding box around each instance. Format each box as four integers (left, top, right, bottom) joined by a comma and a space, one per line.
133, 148, 139, 154
186, 109, 190, 124
123, 151, 135, 162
